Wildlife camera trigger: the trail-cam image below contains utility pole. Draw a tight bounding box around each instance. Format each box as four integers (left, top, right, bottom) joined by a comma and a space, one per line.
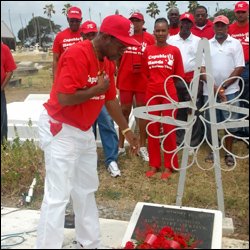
19, 14, 25, 46
99, 12, 102, 25
8, 9, 16, 49
89, 7, 92, 20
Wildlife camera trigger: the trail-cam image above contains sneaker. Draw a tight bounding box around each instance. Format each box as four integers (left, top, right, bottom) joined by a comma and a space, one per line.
138, 147, 149, 162
118, 147, 126, 156
107, 161, 121, 177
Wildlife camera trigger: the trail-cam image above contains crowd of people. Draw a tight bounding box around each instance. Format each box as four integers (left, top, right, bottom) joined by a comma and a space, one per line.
1, 1, 248, 249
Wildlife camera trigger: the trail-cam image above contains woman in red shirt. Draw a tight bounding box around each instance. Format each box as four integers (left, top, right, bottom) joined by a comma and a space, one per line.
145, 18, 185, 179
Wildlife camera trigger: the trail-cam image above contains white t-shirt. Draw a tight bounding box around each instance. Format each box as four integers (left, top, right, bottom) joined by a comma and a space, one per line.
203, 35, 245, 96
167, 33, 201, 73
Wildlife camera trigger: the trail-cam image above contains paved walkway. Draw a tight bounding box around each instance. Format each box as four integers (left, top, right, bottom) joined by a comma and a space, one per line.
1, 207, 249, 249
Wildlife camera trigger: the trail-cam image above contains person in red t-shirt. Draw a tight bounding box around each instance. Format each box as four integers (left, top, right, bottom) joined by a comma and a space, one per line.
52, 6, 82, 80
144, 18, 185, 180
35, 15, 140, 249
116, 12, 155, 162
229, 1, 249, 137
191, 6, 214, 39
1, 43, 17, 144
167, 7, 180, 37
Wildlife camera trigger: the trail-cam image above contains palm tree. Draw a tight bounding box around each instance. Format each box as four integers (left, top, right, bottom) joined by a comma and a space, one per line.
146, 2, 160, 19
166, 1, 178, 12
43, 4, 55, 36
62, 3, 72, 16
187, 1, 199, 14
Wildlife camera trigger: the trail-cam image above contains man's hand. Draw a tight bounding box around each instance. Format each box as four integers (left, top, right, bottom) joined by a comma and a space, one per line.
95, 72, 110, 94
124, 130, 140, 155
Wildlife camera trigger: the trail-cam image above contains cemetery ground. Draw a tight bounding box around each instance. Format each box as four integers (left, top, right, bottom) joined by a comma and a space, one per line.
1, 51, 249, 242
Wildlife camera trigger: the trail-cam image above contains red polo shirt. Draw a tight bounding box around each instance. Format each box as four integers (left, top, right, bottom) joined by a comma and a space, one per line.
116, 31, 155, 92
1, 43, 17, 85
53, 28, 82, 56
229, 21, 249, 62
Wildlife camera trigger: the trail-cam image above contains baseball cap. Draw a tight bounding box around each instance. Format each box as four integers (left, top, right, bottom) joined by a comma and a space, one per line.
67, 7, 82, 20
100, 15, 140, 46
234, 1, 249, 12
213, 15, 229, 25
129, 12, 144, 21
81, 20, 98, 34
179, 12, 194, 24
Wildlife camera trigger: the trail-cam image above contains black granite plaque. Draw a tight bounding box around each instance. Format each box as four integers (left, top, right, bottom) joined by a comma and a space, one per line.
131, 204, 215, 249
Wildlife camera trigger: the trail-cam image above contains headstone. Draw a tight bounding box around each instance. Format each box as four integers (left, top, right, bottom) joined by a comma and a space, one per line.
122, 202, 222, 249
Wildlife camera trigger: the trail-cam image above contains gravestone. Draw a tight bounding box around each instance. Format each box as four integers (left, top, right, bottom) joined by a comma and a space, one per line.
122, 202, 222, 249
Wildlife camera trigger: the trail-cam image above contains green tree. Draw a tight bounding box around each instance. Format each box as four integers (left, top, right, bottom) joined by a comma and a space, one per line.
43, 3, 55, 35
17, 16, 61, 47
146, 2, 160, 19
166, 1, 178, 12
62, 3, 72, 16
213, 8, 235, 24
187, 1, 200, 14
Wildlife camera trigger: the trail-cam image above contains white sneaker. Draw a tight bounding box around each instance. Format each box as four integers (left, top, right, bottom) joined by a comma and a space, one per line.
118, 147, 126, 156
107, 161, 121, 177
138, 147, 149, 161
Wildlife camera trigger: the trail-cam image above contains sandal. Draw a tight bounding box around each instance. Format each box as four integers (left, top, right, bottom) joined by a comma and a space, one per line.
146, 167, 159, 177
205, 152, 214, 163
225, 154, 235, 167
161, 169, 172, 180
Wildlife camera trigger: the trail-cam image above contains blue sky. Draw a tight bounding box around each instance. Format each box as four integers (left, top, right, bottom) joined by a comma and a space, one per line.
1, 1, 240, 40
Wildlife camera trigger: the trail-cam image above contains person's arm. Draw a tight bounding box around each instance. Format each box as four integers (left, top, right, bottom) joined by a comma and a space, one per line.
1, 71, 13, 91
53, 52, 60, 81
105, 97, 139, 154
220, 67, 244, 89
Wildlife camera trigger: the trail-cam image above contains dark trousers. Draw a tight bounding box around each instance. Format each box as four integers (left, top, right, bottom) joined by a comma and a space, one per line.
176, 83, 204, 147
1, 91, 8, 144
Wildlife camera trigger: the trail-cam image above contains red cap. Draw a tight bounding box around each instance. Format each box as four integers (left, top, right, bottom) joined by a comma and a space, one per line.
180, 12, 194, 24
129, 12, 144, 21
100, 15, 140, 46
234, 1, 249, 12
67, 7, 82, 20
81, 21, 98, 34
213, 15, 229, 25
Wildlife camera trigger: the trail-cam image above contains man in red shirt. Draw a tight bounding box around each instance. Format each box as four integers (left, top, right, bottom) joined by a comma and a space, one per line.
116, 12, 155, 161
35, 15, 140, 249
229, 1, 249, 137
1, 43, 17, 144
191, 5, 214, 39
52, 6, 82, 80
167, 7, 180, 37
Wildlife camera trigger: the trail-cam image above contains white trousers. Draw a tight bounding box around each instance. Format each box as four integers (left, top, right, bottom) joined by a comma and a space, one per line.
35, 109, 101, 249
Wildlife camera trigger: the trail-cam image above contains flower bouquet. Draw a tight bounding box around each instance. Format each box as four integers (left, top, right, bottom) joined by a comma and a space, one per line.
123, 224, 201, 249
